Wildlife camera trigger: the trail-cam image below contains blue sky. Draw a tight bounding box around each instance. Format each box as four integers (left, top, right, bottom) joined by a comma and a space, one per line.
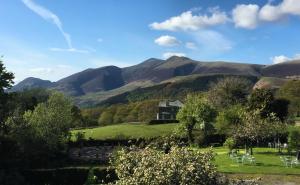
1, 0, 300, 82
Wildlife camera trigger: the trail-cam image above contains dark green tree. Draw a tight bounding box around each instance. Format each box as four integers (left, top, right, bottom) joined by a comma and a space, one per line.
207, 77, 252, 110
0, 58, 14, 132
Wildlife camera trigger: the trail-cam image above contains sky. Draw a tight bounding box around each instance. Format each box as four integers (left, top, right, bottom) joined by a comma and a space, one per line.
1, 0, 300, 83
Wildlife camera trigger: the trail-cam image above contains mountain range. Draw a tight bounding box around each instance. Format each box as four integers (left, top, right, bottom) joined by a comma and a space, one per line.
11, 56, 300, 107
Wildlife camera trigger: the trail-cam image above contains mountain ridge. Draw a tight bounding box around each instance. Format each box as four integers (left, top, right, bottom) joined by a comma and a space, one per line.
10, 57, 300, 106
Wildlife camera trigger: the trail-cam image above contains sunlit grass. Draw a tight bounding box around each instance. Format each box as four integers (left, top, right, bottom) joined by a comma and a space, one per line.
71, 123, 178, 140
200, 147, 300, 175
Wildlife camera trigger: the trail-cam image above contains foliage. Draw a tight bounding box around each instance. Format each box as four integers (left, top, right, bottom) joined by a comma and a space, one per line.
248, 89, 289, 121
215, 105, 244, 136
110, 146, 227, 185
83, 100, 159, 126
0, 58, 14, 131
84, 168, 98, 185
177, 93, 216, 144
288, 127, 300, 151
233, 110, 285, 154
98, 107, 116, 125
6, 92, 74, 161
207, 77, 252, 109
0, 58, 14, 92
223, 137, 236, 151
278, 80, 300, 117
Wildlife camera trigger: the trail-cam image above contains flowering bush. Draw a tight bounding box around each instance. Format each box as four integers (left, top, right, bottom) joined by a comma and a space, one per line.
109, 146, 227, 185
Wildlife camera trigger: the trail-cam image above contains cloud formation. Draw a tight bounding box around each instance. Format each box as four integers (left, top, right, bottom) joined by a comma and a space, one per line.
150, 10, 228, 31
271, 53, 300, 64
233, 0, 300, 29
22, 0, 88, 53
162, 52, 186, 59
232, 4, 259, 29
154, 35, 180, 47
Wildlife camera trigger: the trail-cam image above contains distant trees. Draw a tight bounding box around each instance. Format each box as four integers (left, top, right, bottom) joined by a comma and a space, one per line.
81, 100, 160, 126
207, 77, 252, 109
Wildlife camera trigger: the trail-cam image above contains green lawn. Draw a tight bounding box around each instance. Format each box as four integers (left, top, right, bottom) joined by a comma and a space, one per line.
71, 123, 178, 140
202, 147, 300, 175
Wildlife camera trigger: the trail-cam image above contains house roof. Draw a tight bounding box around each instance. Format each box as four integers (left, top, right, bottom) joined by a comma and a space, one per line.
159, 100, 183, 107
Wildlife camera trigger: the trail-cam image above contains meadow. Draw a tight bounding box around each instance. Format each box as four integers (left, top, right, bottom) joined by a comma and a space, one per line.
72, 123, 178, 140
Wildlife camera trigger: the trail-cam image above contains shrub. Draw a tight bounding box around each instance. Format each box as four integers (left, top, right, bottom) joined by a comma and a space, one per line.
223, 137, 236, 152
109, 146, 227, 185
288, 127, 300, 151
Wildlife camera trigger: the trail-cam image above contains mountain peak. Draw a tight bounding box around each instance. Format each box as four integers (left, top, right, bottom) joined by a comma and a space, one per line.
166, 56, 190, 61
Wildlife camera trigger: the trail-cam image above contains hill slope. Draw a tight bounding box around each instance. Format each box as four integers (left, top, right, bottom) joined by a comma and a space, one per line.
11, 57, 300, 106
10, 77, 54, 92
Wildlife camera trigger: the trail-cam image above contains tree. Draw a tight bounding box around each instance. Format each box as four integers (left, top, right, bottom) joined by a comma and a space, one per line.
233, 110, 284, 154
177, 94, 216, 144
22, 92, 73, 155
278, 80, 300, 117
0, 58, 14, 132
0, 58, 14, 93
215, 105, 244, 137
248, 89, 289, 121
288, 127, 300, 152
98, 110, 114, 125
207, 77, 252, 110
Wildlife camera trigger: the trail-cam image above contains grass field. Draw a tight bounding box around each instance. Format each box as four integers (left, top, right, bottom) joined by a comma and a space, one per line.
71, 123, 178, 140
200, 147, 300, 175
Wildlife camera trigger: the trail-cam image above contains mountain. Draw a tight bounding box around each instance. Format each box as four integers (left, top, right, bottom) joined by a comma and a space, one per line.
10, 77, 54, 92
53, 66, 124, 96
11, 57, 300, 106
262, 59, 300, 78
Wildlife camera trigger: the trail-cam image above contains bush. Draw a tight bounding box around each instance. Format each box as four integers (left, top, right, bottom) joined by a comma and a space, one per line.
288, 127, 300, 151
223, 137, 236, 152
110, 146, 227, 185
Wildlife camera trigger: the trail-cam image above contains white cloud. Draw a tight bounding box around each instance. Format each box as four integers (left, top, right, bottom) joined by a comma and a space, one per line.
185, 42, 197, 50
281, 0, 300, 16
162, 52, 186, 59
50, 47, 89, 53
259, 0, 300, 22
232, 4, 260, 29
22, 0, 88, 53
149, 10, 228, 31
154, 35, 180, 47
271, 55, 291, 64
232, 1, 300, 29
259, 4, 284, 21
271, 53, 300, 64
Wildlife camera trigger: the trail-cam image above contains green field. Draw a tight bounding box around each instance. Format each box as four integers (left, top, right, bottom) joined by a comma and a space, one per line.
200, 147, 300, 175
72, 123, 178, 140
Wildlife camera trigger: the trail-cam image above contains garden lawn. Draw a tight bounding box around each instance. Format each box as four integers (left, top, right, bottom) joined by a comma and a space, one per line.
203, 147, 300, 175
71, 123, 178, 140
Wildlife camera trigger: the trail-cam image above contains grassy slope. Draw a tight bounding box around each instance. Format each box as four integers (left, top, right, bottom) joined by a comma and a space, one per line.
254, 77, 288, 89
72, 123, 178, 140
74, 81, 154, 107
201, 147, 300, 175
